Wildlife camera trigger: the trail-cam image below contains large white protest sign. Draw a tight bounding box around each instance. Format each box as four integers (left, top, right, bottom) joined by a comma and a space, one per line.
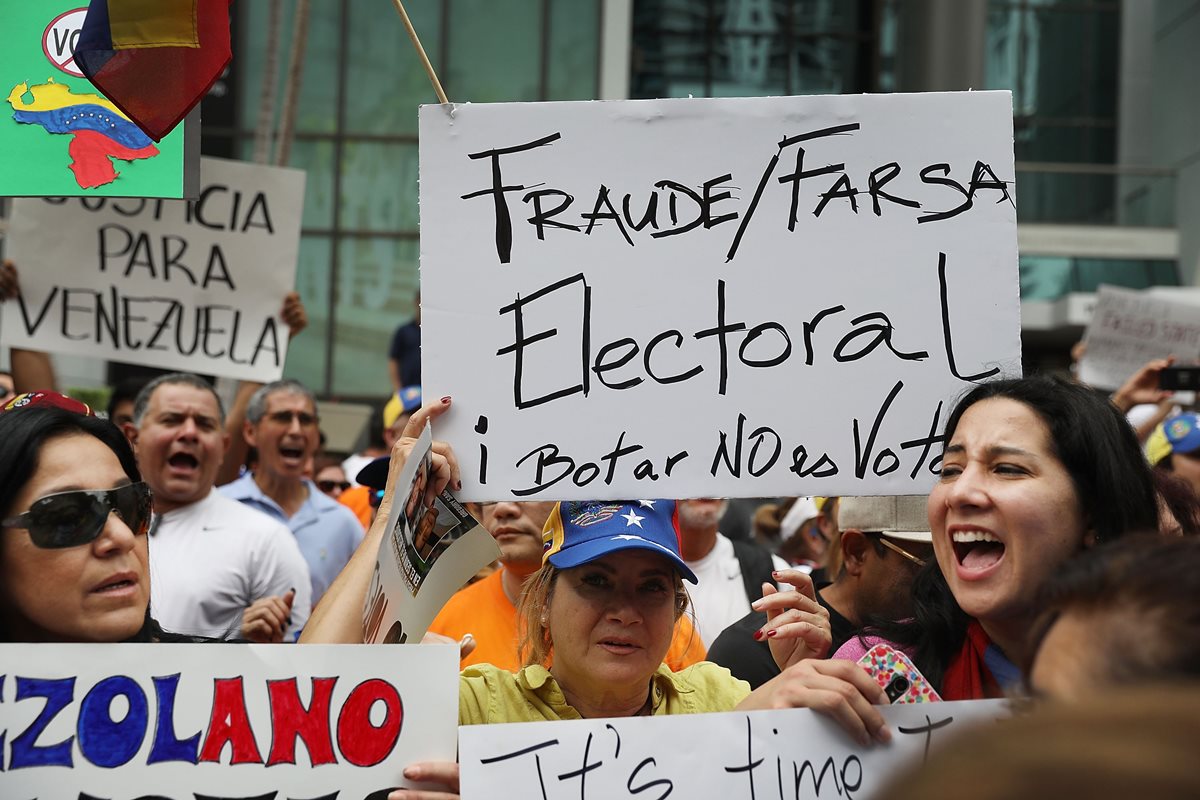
1, 157, 305, 381
1079, 284, 1200, 390
420, 92, 1021, 501
0, 642, 457, 800
460, 699, 1010, 800
362, 425, 502, 644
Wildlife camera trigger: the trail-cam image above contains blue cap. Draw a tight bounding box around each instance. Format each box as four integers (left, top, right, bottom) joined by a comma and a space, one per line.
398, 385, 423, 413
1165, 412, 1200, 456
542, 500, 697, 583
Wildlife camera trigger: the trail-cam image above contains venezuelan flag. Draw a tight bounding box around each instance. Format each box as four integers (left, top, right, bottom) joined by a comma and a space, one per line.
74, 0, 231, 142
7, 79, 159, 188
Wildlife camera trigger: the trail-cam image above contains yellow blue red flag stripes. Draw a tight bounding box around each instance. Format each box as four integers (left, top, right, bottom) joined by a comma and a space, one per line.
74, 0, 231, 141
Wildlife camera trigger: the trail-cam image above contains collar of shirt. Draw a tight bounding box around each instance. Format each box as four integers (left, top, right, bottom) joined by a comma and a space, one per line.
222, 472, 327, 529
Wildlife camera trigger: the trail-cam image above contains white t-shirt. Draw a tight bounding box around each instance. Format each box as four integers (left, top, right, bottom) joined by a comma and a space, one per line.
684, 533, 789, 650
149, 490, 312, 639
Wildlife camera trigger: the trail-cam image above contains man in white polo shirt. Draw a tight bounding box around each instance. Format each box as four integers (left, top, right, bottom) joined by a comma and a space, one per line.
677, 498, 789, 649
126, 373, 311, 641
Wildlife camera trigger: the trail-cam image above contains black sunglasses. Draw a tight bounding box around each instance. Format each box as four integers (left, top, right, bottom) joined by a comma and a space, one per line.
317, 479, 352, 493
1, 482, 156, 549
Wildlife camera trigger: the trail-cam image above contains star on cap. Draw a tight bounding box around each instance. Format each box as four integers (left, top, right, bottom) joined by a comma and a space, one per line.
638, 500, 657, 509
621, 510, 645, 528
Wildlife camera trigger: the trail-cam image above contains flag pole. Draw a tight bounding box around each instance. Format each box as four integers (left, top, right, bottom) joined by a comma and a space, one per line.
391, 0, 450, 104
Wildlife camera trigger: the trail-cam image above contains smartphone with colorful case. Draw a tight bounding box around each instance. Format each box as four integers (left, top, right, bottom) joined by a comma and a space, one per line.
856, 642, 941, 703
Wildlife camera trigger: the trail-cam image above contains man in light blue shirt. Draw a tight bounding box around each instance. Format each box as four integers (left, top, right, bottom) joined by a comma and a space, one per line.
220, 380, 363, 605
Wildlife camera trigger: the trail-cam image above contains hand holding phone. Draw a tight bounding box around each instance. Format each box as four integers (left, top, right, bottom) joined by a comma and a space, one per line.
856, 642, 941, 703
1158, 365, 1200, 391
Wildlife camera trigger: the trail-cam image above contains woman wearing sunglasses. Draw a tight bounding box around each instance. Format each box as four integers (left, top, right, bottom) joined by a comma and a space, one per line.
0, 402, 187, 643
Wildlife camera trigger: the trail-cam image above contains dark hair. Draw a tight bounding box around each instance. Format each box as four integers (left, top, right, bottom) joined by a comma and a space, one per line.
0, 407, 204, 643
1153, 471, 1200, 537
106, 377, 147, 422
1026, 535, 1200, 686
0, 407, 140, 516
864, 374, 1158, 689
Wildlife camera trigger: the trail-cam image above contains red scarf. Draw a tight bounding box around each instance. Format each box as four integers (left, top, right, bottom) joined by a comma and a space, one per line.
940, 621, 1001, 700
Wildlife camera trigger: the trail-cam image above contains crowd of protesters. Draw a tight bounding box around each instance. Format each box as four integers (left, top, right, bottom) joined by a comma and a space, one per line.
4, 258, 1200, 799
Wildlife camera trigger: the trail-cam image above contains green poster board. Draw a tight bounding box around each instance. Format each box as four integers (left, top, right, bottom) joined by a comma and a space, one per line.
0, 4, 197, 198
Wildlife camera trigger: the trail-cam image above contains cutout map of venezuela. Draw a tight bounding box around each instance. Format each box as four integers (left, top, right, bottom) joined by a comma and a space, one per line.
7, 77, 159, 189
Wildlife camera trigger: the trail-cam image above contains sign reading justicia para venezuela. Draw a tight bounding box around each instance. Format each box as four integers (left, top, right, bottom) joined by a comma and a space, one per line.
0, 4, 197, 198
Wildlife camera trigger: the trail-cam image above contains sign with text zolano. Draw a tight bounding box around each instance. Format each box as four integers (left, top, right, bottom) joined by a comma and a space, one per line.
0, 643, 459, 800
2, 157, 305, 382
420, 92, 1022, 501
0, 4, 198, 198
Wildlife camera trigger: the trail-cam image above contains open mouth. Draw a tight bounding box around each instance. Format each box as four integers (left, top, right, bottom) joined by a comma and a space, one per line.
168, 452, 199, 470
598, 639, 642, 654
952, 530, 1005, 571
93, 576, 137, 593
279, 446, 305, 460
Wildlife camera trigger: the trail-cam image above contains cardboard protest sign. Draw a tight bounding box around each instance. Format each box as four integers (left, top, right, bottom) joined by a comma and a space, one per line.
1, 157, 305, 382
363, 425, 502, 644
461, 699, 1010, 800
1079, 284, 1200, 391
0, 642, 458, 800
0, 4, 199, 197
420, 92, 1021, 501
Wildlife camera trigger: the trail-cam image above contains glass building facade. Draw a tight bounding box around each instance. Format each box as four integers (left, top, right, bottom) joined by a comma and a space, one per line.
201, 1, 601, 399
630, 0, 888, 98
144, 0, 1179, 396
628, 0, 1180, 315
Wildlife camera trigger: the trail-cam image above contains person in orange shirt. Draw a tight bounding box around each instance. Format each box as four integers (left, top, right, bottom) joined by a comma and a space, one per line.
429, 500, 705, 671
339, 387, 424, 530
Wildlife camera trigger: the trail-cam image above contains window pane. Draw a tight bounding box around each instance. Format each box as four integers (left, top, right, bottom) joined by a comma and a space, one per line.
1016, 169, 1117, 225
448, 0, 542, 102
711, 33, 788, 96
1015, 123, 1115, 164
632, 1, 871, 98
333, 238, 420, 396
634, 32, 712, 97
790, 35, 858, 94
291, 138, 337, 230
1019, 255, 1072, 301
548, 0, 600, 100
339, 141, 419, 233
345, 0, 441, 134
240, 137, 337, 230
284, 236, 333, 392
239, 1, 341, 135
788, 0, 862, 34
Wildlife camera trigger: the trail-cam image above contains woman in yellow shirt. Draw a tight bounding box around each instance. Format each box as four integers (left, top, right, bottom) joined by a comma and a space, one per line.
304, 400, 886, 800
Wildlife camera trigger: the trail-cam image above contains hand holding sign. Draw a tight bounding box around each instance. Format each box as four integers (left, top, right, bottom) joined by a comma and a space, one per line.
0, 260, 17, 300
373, 396, 461, 523
281, 290, 308, 339
740, 658, 891, 747
392, 761, 461, 800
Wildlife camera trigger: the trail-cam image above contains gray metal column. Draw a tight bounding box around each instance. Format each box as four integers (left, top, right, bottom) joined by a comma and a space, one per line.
894, 0, 988, 92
